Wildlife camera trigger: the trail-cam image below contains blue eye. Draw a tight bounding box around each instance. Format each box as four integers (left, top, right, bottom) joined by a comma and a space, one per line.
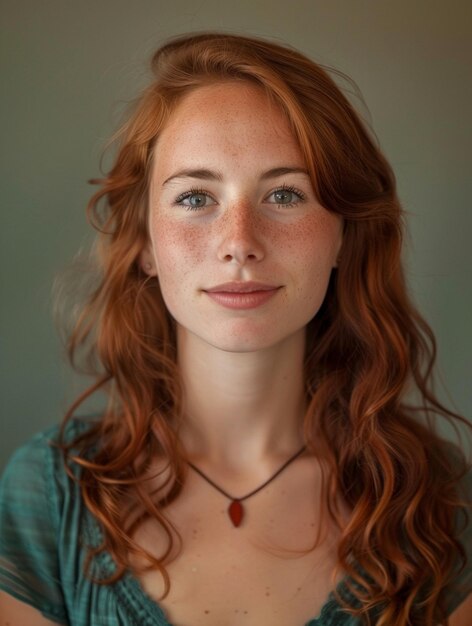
175, 187, 214, 211
269, 184, 306, 207
175, 184, 306, 211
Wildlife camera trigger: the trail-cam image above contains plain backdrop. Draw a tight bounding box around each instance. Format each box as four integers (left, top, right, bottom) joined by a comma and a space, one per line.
1, 0, 471, 470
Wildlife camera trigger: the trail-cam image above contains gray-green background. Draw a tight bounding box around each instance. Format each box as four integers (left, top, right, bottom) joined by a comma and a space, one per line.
1, 1, 471, 470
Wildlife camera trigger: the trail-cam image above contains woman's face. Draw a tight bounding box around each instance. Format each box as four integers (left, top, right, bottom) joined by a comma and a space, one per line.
142, 81, 343, 352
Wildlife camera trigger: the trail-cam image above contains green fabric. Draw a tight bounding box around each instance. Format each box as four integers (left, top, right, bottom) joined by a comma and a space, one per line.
0, 419, 470, 625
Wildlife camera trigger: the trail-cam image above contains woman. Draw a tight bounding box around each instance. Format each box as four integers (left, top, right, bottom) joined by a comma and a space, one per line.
0, 31, 470, 626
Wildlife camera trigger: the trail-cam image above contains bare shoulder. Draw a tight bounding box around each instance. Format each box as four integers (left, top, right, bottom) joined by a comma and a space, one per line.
447, 592, 472, 626
0, 591, 63, 626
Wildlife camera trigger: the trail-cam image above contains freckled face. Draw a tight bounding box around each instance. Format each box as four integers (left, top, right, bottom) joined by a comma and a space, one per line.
142, 81, 343, 352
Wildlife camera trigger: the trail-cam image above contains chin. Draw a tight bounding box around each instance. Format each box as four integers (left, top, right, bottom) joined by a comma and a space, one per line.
205, 326, 303, 354
177, 316, 307, 354
216, 341, 275, 354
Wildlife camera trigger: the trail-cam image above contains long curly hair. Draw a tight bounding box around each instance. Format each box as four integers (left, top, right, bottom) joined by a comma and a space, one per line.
55, 31, 471, 625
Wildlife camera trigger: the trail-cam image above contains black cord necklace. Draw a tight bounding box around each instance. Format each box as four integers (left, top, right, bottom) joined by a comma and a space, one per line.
187, 445, 307, 527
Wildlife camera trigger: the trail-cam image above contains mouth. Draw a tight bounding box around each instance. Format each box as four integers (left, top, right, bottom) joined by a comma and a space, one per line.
204, 281, 281, 294
203, 287, 281, 310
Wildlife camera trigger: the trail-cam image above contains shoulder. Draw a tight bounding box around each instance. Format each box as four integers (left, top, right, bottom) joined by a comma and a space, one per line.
448, 591, 472, 626
0, 417, 99, 523
0, 418, 98, 623
1, 417, 96, 483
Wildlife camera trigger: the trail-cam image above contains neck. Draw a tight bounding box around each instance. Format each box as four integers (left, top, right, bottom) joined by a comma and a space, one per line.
174, 326, 307, 473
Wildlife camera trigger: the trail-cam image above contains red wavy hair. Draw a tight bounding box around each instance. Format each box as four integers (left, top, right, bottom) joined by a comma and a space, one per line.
55, 31, 471, 625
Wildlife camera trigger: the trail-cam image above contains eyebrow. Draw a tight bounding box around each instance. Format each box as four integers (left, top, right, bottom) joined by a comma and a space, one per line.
162, 166, 310, 187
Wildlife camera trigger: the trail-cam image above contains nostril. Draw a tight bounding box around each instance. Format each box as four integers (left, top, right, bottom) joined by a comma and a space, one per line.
224, 252, 258, 262
217, 230, 265, 264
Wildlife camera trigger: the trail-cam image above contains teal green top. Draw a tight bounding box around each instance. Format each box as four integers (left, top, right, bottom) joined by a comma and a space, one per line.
0, 418, 471, 625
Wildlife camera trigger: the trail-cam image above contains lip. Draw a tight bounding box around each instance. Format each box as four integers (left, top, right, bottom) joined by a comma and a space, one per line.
204, 287, 281, 310
204, 281, 280, 293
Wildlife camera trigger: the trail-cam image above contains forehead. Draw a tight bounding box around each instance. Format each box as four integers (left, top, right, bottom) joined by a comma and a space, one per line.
151, 81, 305, 174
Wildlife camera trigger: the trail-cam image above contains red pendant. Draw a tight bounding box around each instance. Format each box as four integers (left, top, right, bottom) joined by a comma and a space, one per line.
228, 500, 243, 527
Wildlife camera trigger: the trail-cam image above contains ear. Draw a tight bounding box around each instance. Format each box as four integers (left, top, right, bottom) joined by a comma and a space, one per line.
139, 244, 158, 276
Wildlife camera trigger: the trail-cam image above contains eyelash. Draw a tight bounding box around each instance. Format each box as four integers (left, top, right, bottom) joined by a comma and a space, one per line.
174, 183, 307, 211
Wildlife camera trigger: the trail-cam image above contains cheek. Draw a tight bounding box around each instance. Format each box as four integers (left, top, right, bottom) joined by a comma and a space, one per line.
151, 218, 208, 270
279, 213, 341, 271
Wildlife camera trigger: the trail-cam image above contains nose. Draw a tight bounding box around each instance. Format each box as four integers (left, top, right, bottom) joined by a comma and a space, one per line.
216, 203, 265, 265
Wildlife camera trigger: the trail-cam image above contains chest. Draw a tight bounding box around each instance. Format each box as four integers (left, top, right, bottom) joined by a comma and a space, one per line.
129, 457, 351, 626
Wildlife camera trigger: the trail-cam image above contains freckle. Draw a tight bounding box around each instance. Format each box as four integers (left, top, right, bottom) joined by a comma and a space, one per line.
297, 586, 302, 591
244, 610, 248, 614
234, 609, 239, 613
204, 609, 210, 614
265, 591, 271, 596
